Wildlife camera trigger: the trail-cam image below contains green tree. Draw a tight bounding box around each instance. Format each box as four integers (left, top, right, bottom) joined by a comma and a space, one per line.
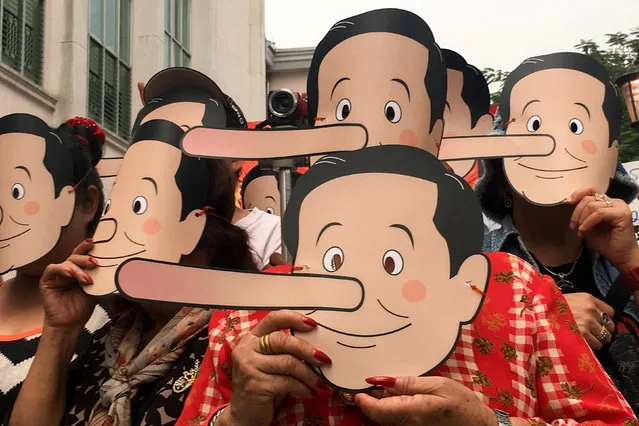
482, 67, 509, 104
575, 29, 639, 162
484, 29, 639, 161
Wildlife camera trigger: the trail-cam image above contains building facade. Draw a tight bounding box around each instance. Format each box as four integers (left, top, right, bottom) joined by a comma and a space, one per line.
0, 0, 266, 281
0, 0, 267, 160
265, 40, 312, 94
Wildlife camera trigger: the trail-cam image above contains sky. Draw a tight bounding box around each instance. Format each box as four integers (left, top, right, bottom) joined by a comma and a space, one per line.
265, 0, 639, 76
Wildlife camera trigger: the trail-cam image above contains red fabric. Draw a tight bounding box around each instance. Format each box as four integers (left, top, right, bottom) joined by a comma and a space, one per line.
464, 161, 479, 188
177, 253, 637, 425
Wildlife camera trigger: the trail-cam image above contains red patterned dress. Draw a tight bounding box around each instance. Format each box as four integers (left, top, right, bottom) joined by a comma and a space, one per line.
177, 252, 638, 425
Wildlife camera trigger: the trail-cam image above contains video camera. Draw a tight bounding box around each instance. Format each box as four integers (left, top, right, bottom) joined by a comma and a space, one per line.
264, 89, 310, 128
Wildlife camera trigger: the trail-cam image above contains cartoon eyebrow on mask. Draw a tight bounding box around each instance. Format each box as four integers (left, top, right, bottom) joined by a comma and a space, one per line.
115, 258, 364, 312
96, 157, 124, 178
438, 134, 556, 161
180, 123, 369, 160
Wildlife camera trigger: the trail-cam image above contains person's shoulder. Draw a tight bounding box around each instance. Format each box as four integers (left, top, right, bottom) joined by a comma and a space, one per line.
485, 251, 557, 294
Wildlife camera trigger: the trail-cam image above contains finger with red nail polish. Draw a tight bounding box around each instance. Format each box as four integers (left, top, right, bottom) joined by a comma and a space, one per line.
365, 376, 397, 387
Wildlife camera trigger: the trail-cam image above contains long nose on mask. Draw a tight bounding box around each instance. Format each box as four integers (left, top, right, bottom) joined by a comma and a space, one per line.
93, 218, 117, 243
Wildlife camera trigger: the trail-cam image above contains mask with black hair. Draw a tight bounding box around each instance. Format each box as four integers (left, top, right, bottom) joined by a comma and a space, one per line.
0, 113, 104, 274
241, 166, 301, 216
498, 52, 620, 206
86, 119, 213, 296
306, 8, 447, 158
441, 49, 494, 179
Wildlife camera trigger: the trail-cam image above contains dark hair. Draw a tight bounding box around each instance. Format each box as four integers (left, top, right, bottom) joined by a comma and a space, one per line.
131, 88, 229, 135
240, 165, 301, 203
442, 49, 491, 128
196, 158, 258, 271
131, 119, 211, 220
282, 146, 483, 276
53, 119, 105, 236
0, 114, 105, 236
499, 52, 621, 145
306, 8, 446, 132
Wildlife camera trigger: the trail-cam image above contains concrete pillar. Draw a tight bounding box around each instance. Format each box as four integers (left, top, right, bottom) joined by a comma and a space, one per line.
130, 0, 164, 121
190, 0, 217, 78
44, 0, 89, 124
248, 0, 266, 120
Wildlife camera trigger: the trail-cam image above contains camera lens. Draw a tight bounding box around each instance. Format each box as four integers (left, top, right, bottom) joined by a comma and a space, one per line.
268, 89, 298, 118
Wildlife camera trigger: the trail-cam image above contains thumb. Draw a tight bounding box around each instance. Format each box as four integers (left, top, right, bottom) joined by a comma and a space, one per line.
367, 376, 445, 396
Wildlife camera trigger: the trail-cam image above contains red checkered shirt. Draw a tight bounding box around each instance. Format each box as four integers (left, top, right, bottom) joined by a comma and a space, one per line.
177, 252, 637, 425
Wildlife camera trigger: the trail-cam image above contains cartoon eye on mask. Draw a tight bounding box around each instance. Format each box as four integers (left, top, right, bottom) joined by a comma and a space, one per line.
384, 101, 402, 124
383, 249, 404, 275
132, 196, 148, 215
526, 115, 542, 132
11, 183, 25, 200
569, 118, 584, 135
336, 99, 351, 121
323, 246, 344, 272
103, 199, 111, 216
265, 207, 275, 215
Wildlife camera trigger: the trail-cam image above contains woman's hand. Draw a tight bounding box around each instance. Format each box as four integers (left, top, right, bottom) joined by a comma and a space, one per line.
40, 239, 98, 330
568, 187, 639, 274
354, 376, 497, 426
564, 293, 615, 351
224, 310, 332, 426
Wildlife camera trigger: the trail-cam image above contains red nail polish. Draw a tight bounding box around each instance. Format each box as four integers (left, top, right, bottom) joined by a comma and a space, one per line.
84, 274, 94, 284
88, 257, 99, 265
302, 316, 318, 327
313, 349, 332, 365
365, 376, 396, 387
67, 268, 75, 277
84, 238, 93, 244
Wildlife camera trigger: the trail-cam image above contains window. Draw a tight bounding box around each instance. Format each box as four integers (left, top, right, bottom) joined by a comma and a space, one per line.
88, 0, 131, 139
165, 0, 190, 67
0, 0, 44, 84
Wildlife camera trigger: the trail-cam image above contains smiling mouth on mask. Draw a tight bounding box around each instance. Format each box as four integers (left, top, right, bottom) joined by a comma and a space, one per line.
0, 228, 31, 245
516, 162, 588, 179
90, 249, 147, 267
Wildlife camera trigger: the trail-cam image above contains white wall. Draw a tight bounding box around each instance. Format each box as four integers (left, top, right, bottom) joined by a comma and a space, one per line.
267, 69, 308, 93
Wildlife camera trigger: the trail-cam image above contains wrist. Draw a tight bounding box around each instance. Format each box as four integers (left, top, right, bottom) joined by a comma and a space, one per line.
42, 324, 82, 350
614, 247, 639, 274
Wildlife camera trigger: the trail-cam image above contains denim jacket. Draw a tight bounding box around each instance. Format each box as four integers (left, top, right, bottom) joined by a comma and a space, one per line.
483, 214, 639, 324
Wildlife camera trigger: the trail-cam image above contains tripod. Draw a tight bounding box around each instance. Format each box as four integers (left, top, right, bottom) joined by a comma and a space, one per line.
257, 156, 307, 262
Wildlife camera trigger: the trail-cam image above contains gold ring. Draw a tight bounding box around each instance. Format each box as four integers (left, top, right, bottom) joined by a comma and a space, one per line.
597, 325, 610, 342
594, 193, 608, 202
600, 312, 611, 325
259, 334, 273, 355
604, 200, 613, 208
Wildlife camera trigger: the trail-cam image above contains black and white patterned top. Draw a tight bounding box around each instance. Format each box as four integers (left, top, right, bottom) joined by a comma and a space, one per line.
63, 324, 209, 426
0, 304, 110, 423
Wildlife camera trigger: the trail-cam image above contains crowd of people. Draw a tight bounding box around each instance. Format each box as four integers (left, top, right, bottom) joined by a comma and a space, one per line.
1, 7, 639, 426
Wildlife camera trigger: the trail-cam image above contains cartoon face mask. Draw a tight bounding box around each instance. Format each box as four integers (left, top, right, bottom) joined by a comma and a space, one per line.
241, 167, 281, 215
307, 9, 447, 156
0, 114, 75, 274
441, 49, 494, 179
85, 120, 209, 296
499, 52, 620, 205
115, 145, 490, 392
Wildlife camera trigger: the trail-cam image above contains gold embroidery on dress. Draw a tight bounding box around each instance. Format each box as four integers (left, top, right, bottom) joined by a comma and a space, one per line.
173, 359, 201, 394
